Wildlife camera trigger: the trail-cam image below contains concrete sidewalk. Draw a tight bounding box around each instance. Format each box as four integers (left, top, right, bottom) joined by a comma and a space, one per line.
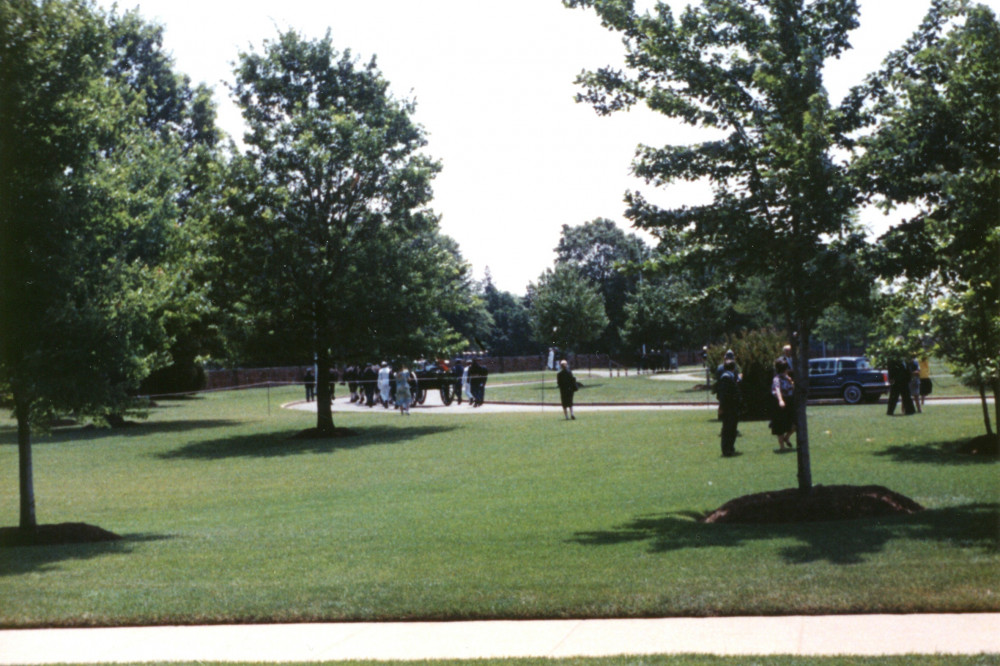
2, 614, 998, 663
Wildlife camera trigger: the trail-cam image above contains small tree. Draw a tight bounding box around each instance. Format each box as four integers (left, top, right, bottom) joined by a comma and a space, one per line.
567, 0, 869, 492
853, 0, 1000, 438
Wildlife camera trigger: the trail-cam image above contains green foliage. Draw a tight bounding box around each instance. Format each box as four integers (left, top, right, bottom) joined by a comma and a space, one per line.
528, 265, 609, 352
480, 272, 536, 356
566, 0, 873, 490
854, 0, 1000, 435
554, 219, 650, 353
220, 29, 477, 429
707, 329, 788, 420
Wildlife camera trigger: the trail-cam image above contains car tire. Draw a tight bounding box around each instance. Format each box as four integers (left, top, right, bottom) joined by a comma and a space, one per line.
842, 384, 863, 404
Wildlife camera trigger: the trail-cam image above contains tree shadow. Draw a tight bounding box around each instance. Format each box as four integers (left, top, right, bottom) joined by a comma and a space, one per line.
874, 439, 1000, 466
570, 503, 998, 565
0, 420, 241, 447
157, 424, 461, 461
0, 533, 176, 577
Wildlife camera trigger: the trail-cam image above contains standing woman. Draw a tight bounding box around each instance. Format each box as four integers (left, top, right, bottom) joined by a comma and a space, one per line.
394, 364, 414, 415
770, 358, 795, 451
556, 359, 579, 420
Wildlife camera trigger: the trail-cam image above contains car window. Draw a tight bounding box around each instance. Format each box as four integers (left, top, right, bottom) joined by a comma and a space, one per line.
809, 360, 836, 375
857, 358, 873, 370
838, 359, 857, 372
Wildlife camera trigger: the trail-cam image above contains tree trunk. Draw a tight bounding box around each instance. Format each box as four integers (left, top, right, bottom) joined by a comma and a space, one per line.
978, 382, 994, 437
315, 352, 335, 434
15, 392, 37, 531
794, 331, 812, 494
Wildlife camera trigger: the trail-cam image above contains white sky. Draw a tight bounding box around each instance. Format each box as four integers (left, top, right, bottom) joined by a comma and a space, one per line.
103, 0, 999, 294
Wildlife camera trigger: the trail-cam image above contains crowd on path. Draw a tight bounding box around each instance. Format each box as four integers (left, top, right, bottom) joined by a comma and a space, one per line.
302, 358, 490, 414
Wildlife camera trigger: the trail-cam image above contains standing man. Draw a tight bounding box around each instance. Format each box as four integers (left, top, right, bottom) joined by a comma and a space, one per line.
556, 359, 579, 420
361, 362, 378, 407
303, 368, 315, 402
469, 358, 488, 407
717, 357, 741, 457
377, 361, 392, 408
886, 357, 915, 416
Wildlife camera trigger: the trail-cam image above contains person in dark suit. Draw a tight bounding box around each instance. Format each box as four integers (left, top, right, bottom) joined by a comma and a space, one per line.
716, 358, 741, 456
886, 357, 915, 416
556, 359, 579, 420
469, 358, 488, 407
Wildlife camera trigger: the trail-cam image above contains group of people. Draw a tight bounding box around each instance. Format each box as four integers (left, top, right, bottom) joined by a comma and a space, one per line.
715, 345, 798, 458
303, 358, 491, 414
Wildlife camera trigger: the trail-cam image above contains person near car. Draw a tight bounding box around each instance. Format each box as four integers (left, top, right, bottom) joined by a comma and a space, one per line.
918, 357, 932, 407
909, 357, 923, 414
779, 344, 795, 377
556, 359, 580, 420
886, 357, 915, 416
770, 358, 795, 451
717, 358, 741, 457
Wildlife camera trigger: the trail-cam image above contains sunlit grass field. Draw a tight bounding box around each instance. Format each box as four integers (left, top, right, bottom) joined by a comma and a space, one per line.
0, 384, 996, 628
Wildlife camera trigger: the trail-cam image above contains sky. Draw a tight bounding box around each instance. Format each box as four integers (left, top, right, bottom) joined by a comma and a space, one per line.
99, 0, 999, 294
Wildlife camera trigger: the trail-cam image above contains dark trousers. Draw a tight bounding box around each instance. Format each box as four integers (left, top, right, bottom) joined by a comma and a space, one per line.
887, 381, 914, 415
720, 403, 739, 456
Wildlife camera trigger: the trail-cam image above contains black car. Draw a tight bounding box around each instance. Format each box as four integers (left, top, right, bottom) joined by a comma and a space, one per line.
807, 357, 889, 404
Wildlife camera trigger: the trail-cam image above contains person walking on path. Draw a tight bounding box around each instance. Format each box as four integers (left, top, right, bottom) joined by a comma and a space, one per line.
377, 362, 392, 409
556, 359, 580, 420
909, 356, 923, 414
717, 358, 741, 456
469, 358, 488, 407
770, 358, 795, 452
394, 365, 414, 415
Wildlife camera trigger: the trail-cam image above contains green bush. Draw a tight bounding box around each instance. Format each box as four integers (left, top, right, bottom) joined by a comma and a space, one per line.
707, 328, 787, 420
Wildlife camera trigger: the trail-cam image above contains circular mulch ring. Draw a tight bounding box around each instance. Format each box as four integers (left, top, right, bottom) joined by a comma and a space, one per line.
957, 434, 999, 456
703, 485, 924, 524
0, 523, 122, 547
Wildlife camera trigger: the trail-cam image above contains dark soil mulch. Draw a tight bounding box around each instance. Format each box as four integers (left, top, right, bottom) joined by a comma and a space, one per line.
0, 523, 123, 547
703, 484, 924, 524
957, 434, 999, 456
289, 427, 358, 439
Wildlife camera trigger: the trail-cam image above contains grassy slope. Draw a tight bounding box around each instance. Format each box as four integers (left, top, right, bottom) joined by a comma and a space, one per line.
0, 385, 996, 627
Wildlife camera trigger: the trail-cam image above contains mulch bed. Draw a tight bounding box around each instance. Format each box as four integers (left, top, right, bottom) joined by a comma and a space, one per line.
703, 484, 924, 524
957, 434, 999, 456
0, 523, 123, 547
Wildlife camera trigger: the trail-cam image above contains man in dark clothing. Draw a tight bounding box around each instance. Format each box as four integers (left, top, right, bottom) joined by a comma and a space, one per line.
556, 359, 579, 420
886, 357, 915, 415
303, 368, 315, 402
451, 359, 466, 405
361, 363, 378, 407
717, 358, 741, 457
469, 359, 488, 407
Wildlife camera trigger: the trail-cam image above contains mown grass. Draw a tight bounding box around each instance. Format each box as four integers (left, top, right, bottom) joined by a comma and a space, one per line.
0, 385, 996, 627
484, 365, 975, 404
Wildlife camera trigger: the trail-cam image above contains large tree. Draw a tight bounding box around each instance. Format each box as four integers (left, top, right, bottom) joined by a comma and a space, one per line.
0, 0, 195, 529
567, 0, 870, 491
853, 0, 1000, 438
555, 219, 649, 353
528, 265, 609, 354
222, 30, 466, 433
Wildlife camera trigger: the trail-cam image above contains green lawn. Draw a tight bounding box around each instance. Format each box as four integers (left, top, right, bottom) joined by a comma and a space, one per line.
484, 365, 977, 404
0, 385, 996, 627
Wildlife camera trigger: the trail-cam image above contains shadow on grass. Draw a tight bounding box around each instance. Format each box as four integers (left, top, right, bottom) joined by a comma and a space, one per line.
0, 533, 176, 577
0, 420, 241, 447
157, 424, 460, 461
570, 503, 998, 565
874, 439, 1000, 465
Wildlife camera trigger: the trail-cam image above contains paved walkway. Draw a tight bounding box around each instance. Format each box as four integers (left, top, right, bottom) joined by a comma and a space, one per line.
1, 614, 998, 663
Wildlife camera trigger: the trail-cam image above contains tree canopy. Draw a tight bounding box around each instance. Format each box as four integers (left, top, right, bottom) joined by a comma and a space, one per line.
220, 29, 474, 433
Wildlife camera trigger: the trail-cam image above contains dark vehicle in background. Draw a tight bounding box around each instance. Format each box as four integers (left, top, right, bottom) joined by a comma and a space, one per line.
411, 360, 455, 406
807, 357, 889, 404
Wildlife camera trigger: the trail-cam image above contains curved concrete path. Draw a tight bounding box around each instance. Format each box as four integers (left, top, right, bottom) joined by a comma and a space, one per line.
1, 614, 998, 663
